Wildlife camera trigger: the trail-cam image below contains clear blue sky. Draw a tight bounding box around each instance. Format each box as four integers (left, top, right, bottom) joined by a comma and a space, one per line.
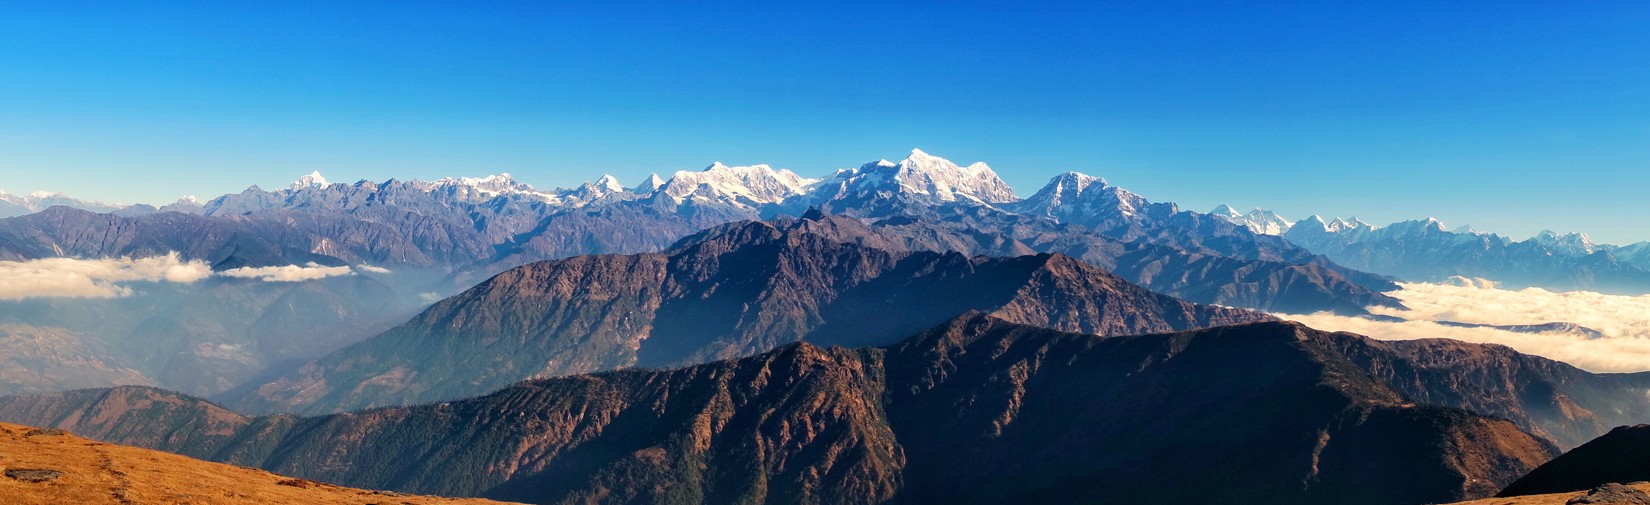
2, 2, 1647, 243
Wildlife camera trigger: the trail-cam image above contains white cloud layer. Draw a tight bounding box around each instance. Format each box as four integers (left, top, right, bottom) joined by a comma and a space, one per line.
1278, 282, 1650, 372
0, 255, 392, 298
0, 253, 213, 299
218, 263, 356, 282
1368, 282, 1650, 341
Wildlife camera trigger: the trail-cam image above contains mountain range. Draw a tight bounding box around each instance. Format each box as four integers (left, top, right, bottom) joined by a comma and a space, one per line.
1214, 206, 1650, 293
0, 149, 1403, 401
226, 212, 1268, 415
0, 316, 1578, 505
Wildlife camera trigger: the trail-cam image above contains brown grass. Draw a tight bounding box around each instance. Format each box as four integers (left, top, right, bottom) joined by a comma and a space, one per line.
1445, 483, 1650, 505
0, 421, 521, 505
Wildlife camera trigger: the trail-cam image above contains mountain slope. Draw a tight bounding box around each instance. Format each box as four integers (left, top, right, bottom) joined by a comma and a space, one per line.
1498, 425, 1650, 497
1328, 337, 1650, 450
0, 317, 1559, 505
233, 214, 1267, 414
0, 421, 516, 505
831, 207, 1402, 314
0, 324, 156, 395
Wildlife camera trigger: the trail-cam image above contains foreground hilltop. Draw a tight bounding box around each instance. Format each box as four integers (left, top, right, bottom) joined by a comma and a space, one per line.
0, 421, 518, 505
1497, 424, 1650, 497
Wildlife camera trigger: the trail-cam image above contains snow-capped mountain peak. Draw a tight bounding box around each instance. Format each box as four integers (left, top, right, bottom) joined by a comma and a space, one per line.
1210, 205, 1293, 235
0, 189, 126, 217
1212, 204, 1243, 219
1003, 170, 1171, 227
1292, 215, 1375, 235
596, 174, 625, 193
448, 173, 519, 190
1533, 229, 1597, 256
659, 162, 818, 207
291, 171, 329, 190
889, 148, 1018, 204
806, 149, 1019, 208
635, 173, 665, 194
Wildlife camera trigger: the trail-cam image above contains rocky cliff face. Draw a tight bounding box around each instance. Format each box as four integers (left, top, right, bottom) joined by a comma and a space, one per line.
231, 215, 1269, 415
0, 316, 1560, 505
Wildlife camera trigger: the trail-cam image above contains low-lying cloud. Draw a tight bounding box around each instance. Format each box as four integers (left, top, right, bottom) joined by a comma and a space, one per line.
1368, 282, 1650, 341
0, 254, 392, 298
1278, 282, 1650, 372
0, 253, 213, 299
219, 263, 355, 282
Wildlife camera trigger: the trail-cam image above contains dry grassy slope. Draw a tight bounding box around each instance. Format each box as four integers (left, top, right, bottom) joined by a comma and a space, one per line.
1447, 483, 1650, 505
0, 421, 518, 505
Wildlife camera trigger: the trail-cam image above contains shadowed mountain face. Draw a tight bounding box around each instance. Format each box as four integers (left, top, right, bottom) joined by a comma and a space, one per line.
0, 317, 1559, 505
769, 209, 1403, 314
230, 215, 1268, 415
1327, 337, 1650, 450
1498, 425, 1650, 497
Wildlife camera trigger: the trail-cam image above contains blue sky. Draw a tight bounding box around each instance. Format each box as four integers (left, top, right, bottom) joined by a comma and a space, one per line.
2, 2, 1647, 243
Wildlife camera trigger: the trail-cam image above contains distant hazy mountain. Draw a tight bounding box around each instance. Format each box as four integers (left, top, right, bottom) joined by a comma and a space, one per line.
1205, 202, 1650, 292
0, 274, 418, 398
0, 316, 1570, 505
0, 189, 125, 217
1283, 216, 1650, 293
231, 213, 1268, 414
1211, 204, 1293, 236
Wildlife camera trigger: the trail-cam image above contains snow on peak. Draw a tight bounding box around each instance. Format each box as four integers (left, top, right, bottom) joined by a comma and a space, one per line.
29, 190, 59, 199
635, 173, 665, 193
291, 171, 329, 190
450, 173, 519, 189
1532, 229, 1597, 255
835, 148, 1017, 204
1020, 172, 1106, 209
1007, 170, 1161, 223
596, 174, 625, 193
1295, 215, 1375, 235
411, 173, 570, 204
1210, 205, 1293, 235
660, 162, 819, 207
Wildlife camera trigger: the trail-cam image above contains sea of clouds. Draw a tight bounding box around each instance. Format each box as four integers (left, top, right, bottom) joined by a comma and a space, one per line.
0, 253, 389, 300
1279, 282, 1650, 372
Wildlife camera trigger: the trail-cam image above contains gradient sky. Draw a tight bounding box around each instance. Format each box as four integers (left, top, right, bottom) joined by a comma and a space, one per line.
2, 2, 1647, 243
